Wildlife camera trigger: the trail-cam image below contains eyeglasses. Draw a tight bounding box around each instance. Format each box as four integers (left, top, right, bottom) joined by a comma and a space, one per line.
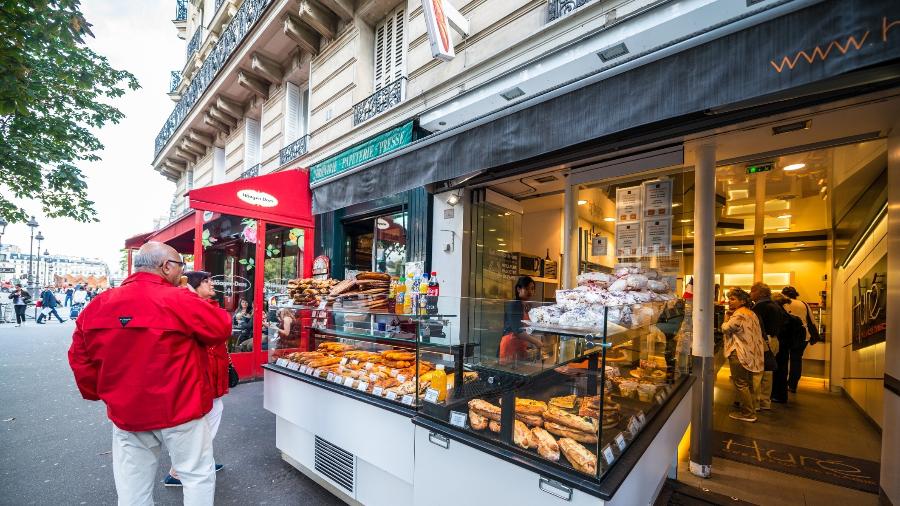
163, 259, 186, 268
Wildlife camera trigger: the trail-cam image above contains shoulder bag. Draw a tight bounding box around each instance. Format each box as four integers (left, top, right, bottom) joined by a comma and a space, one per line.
804, 302, 822, 345
227, 353, 240, 388
763, 339, 777, 371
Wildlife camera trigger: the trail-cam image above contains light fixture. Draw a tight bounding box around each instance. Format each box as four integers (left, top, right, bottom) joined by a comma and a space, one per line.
503, 212, 511, 216
679, 219, 692, 223
603, 217, 616, 222
777, 214, 792, 219
499, 87, 525, 101
820, 186, 827, 193
496, 238, 505, 241
730, 247, 739, 250
577, 200, 588, 206
790, 248, 803, 252
744, 251, 753, 254
776, 227, 789, 232
783, 163, 806, 171
488, 229, 496, 232
772, 120, 811, 135
597, 42, 629, 62
797, 243, 806, 247
446, 192, 461, 206
671, 203, 681, 208
818, 178, 825, 186
674, 250, 683, 253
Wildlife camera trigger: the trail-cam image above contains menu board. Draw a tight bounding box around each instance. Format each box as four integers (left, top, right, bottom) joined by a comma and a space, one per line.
615, 223, 641, 258
486, 249, 517, 282
642, 180, 672, 218
642, 218, 672, 256
615, 186, 642, 222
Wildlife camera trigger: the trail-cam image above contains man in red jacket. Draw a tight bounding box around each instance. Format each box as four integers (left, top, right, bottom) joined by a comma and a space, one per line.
68, 242, 231, 506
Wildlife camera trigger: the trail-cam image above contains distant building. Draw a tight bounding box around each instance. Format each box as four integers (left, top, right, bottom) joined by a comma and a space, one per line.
0, 244, 110, 287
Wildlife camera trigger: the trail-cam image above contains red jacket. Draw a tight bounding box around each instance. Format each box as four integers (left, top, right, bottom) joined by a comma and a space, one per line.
206, 300, 230, 399
68, 272, 232, 432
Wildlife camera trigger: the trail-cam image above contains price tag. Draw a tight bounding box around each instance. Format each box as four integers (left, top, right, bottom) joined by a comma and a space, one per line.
275, 358, 288, 367
386, 391, 398, 401
326, 372, 335, 382
344, 376, 355, 387
424, 388, 440, 404
401, 394, 415, 406
337, 365, 345, 374
449, 411, 468, 428
313, 369, 322, 378
614, 432, 627, 452
286, 362, 300, 371
340, 357, 348, 365
306, 367, 315, 376
601, 444, 616, 466
351, 359, 360, 365
369, 373, 378, 382
628, 416, 640, 437
390, 369, 399, 377
365, 362, 374, 370
298, 365, 308, 374
637, 410, 646, 426
372, 386, 384, 396
397, 374, 407, 383
655, 391, 665, 404
357, 381, 369, 392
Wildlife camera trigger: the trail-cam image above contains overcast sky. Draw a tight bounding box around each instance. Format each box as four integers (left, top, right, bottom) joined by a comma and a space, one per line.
3, 1, 181, 276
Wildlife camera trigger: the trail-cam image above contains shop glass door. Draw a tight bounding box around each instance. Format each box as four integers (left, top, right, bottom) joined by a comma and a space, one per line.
264, 224, 303, 353
343, 210, 407, 277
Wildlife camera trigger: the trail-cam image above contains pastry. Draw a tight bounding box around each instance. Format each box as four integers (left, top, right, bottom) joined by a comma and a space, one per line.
543, 422, 599, 444
516, 413, 544, 428
549, 395, 576, 410
356, 271, 392, 281
515, 398, 548, 416
559, 438, 597, 475
489, 420, 501, 433
307, 357, 342, 368
468, 399, 501, 422
469, 410, 488, 430
463, 371, 479, 383
328, 279, 356, 296
531, 427, 560, 462
513, 420, 537, 450
382, 350, 416, 362
542, 407, 599, 433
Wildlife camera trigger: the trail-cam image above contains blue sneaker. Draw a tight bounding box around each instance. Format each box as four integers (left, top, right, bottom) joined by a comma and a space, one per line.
163, 474, 182, 487
215, 464, 224, 472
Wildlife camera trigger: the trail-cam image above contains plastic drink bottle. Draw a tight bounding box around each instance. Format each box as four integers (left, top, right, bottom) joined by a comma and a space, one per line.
431, 364, 447, 402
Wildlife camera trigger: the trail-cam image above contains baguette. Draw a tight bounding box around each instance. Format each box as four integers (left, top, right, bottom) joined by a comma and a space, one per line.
513, 420, 537, 450
307, 357, 342, 368
469, 410, 488, 430
543, 407, 599, 433
468, 399, 501, 422
489, 420, 500, 433
543, 422, 598, 444
559, 438, 597, 475
531, 427, 560, 462
516, 413, 544, 428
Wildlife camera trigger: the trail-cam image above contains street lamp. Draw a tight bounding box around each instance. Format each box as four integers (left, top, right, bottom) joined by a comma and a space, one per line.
35, 231, 44, 290
26, 216, 38, 293
44, 249, 50, 287
0, 217, 7, 277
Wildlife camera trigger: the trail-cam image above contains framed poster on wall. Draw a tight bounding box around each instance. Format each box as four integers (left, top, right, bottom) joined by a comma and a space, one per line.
852, 254, 886, 350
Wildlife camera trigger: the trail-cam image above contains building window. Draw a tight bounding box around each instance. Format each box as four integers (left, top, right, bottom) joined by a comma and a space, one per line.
283, 82, 309, 144
374, 5, 406, 91
212, 146, 225, 183
244, 117, 261, 170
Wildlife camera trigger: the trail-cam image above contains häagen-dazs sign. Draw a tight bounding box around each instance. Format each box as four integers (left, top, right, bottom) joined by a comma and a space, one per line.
236, 189, 278, 208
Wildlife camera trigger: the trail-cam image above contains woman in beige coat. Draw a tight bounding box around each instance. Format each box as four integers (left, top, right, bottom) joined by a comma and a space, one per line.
722, 287, 766, 422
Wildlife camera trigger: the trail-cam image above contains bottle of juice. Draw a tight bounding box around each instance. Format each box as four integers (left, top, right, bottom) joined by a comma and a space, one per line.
395, 276, 406, 314
418, 272, 429, 314
431, 364, 447, 402
403, 272, 415, 314
387, 277, 397, 313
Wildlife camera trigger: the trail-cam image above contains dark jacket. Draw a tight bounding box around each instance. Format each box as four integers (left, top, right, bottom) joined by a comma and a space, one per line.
8, 289, 31, 305
752, 298, 784, 339
503, 299, 528, 335
41, 290, 58, 309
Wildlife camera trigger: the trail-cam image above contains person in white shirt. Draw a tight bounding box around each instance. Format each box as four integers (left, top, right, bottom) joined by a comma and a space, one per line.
780, 286, 817, 393
72, 286, 88, 306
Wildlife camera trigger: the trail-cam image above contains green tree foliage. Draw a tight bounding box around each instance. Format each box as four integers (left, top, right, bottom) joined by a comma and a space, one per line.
0, 1, 139, 223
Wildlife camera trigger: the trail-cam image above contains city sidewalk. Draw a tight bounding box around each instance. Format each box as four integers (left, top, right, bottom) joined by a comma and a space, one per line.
0, 320, 341, 505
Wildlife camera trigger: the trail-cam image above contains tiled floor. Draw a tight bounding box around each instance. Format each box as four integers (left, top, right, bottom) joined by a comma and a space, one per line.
676, 368, 882, 505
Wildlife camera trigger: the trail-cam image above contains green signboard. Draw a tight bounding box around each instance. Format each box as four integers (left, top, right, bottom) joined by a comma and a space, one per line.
746, 163, 774, 174
310, 121, 414, 184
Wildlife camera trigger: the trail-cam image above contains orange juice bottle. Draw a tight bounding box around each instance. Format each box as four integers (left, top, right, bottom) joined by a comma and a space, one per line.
395, 276, 406, 314
431, 364, 447, 402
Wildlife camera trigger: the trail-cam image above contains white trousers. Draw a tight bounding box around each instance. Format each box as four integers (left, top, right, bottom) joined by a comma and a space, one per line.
207, 397, 224, 440
112, 417, 215, 506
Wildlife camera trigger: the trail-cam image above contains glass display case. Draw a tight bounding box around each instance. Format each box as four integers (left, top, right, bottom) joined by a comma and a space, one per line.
267, 303, 477, 409
418, 295, 690, 483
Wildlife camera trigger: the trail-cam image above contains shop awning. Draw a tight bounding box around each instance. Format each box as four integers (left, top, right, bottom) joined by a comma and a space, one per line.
123, 231, 154, 249
122, 211, 195, 254
311, 0, 900, 214
188, 168, 314, 228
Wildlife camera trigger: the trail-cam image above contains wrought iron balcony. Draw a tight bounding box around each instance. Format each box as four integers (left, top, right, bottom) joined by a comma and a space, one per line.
352, 77, 406, 126
175, 0, 187, 21
169, 71, 181, 93
186, 27, 202, 59
215, 0, 226, 12
279, 135, 309, 166
239, 163, 260, 179
548, 0, 594, 22
155, 0, 275, 158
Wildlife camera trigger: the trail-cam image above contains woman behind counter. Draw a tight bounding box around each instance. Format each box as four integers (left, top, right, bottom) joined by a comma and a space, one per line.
721, 287, 766, 423
234, 299, 253, 351
499, 276, 544, 365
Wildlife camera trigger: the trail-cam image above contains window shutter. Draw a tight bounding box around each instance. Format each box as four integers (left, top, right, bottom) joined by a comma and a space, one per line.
213, 147, 225, 183
284, 82, 300, 143
300, 87, 309, 137
393, 8, 405, 82
374, 5, 406, 90
374, 21, 386, 90
244, 118, 260, 168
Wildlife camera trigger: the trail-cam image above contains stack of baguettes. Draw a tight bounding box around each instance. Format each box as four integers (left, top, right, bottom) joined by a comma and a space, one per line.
332, 272, 392, 312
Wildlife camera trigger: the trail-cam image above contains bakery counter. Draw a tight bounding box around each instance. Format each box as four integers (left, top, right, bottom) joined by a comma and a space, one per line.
411, 375, 694, 505
264, 366, 416, 506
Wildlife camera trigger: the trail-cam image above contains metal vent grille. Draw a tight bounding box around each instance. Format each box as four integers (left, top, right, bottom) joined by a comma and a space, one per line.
314, 436, 355, 493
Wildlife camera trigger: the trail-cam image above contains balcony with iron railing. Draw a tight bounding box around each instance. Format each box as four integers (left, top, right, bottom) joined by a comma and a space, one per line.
352, 77, 406, 126
169, 71, 181, 93
279, 135, 309, 166
186, 27, 203, 59
548, 0, 595, 22
239, 163, 260, 179
175, 0, 187, 21
155, 0, 275, 158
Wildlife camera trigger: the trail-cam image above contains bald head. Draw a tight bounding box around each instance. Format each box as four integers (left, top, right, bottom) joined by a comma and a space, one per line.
134, 242, 184, 285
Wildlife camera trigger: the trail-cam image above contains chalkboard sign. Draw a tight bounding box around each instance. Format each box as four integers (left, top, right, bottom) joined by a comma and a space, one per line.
485, 250, 518, 282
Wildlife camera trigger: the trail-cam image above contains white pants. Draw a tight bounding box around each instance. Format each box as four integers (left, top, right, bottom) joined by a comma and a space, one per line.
207, 397, 224, 440
112, 417, 215, 506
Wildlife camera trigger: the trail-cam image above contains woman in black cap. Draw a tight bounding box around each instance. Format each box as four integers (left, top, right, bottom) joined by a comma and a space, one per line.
780, 286, 819, 393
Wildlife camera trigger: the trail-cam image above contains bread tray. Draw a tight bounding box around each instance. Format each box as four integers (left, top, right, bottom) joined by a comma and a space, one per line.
523, 320, 628, 336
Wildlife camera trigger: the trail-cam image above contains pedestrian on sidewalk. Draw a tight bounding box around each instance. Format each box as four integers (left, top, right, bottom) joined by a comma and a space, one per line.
722, 287, 766, 423
7, 284, 31, 326
750, 282, 785, 409
164, 270, 230, 487
771, 292, 808, 401
36, 285, 66, 324
780, 286, 821, 393
68, 242, 231, 506
64, 285, 74, 306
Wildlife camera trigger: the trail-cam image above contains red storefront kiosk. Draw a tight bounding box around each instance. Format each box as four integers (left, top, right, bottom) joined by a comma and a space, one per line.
124, 169, 314, 379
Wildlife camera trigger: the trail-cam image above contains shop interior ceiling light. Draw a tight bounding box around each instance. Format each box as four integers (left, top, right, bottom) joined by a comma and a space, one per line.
499, 86, 526, 101
783, 163, 806, 171
534, 175, 558, 183
577, 200, 588, 205
597, 42, 629, 62
777, 227, 789, 231
771, 119, 811, 135
777, 213, 792, 219
603, 217, 616, 222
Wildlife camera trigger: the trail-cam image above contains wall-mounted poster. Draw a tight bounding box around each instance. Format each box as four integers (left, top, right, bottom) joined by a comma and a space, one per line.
615, 223, 641, 258
615, 186, 642, 222
852, 254, 886, 350
642, 218, 672, 256
591, 235, 608, 257
642, 179, 673, 218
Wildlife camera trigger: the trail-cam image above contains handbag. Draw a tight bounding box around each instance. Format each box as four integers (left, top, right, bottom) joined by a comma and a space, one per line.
227, 354, 240, 388
763, 338, 777, 371
804, 302, 822, 345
